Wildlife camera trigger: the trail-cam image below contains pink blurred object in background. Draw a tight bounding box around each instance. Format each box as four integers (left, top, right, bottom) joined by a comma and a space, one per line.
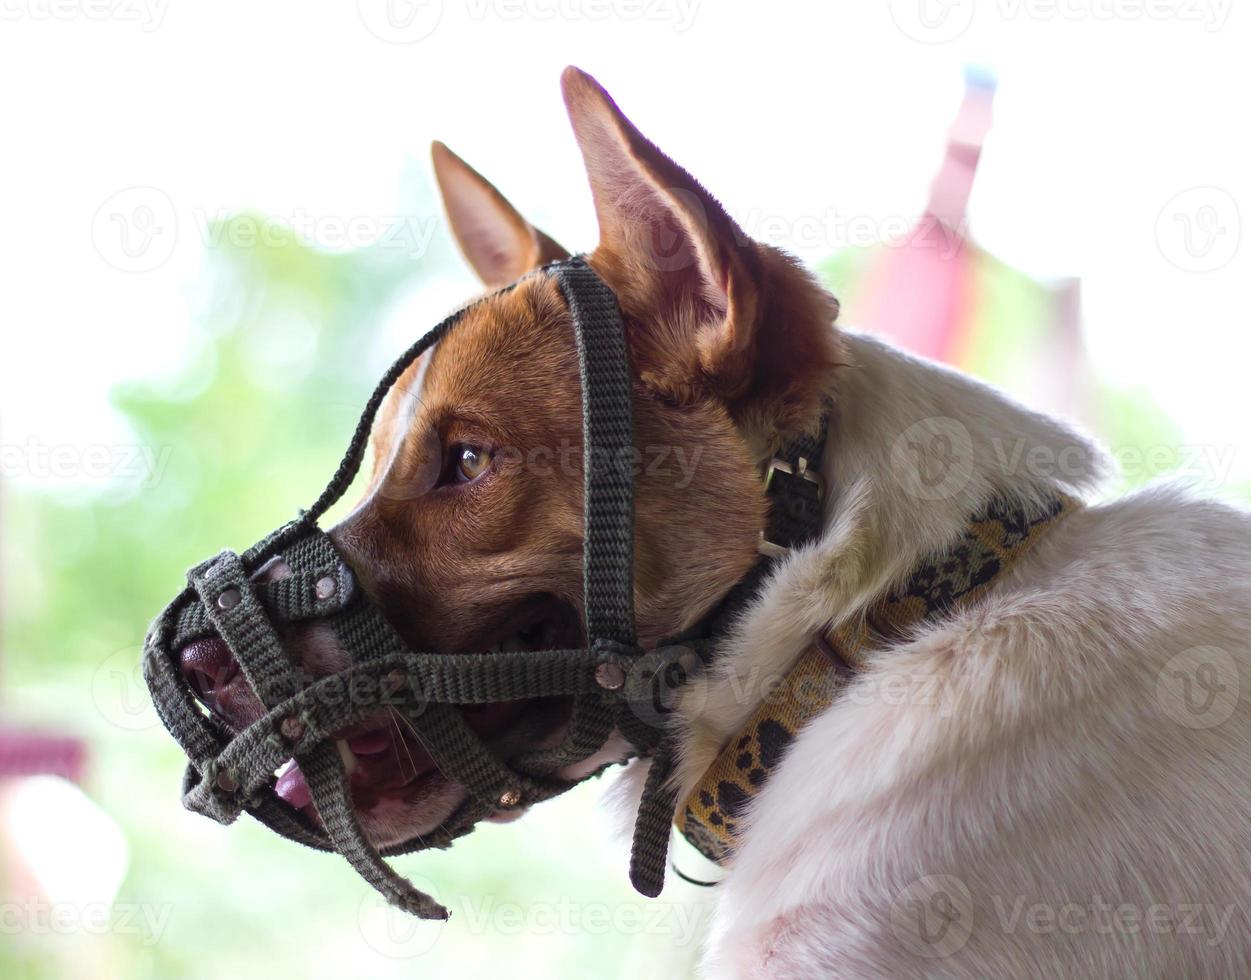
850, 68, 995, 363
0, 730, 86, 783
838, 67, 1100, 431
0, 476, 87, 784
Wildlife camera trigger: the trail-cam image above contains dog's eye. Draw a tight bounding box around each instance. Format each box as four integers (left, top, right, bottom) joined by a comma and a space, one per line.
453, 445, 492, 483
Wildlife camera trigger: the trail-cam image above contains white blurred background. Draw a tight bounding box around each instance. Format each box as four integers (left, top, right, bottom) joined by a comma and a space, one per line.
2, 1, 1247, 483
1, 4, 1247, 978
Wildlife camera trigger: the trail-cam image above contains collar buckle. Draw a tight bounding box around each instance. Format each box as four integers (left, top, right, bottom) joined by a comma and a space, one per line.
758, 455, 824, 558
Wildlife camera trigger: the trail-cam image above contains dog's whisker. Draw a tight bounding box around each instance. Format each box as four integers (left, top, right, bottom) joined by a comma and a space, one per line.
390, 706, 451, 782
387, 707, 419, 781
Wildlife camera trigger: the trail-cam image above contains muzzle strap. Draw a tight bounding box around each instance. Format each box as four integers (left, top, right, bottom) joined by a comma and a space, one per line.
553, 258, 637, 649
493, 260, 648, 807
181, 543, 463, 914
628, 741, 677, 898
300, 741, 450, 919
192, 551, 302, 709
144, 255, 704, 918
392, 699, 548, 809
144, 633, 229, 772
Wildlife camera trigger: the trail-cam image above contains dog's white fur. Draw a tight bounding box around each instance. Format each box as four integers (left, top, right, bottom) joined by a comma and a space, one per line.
649, 329, 1251, 978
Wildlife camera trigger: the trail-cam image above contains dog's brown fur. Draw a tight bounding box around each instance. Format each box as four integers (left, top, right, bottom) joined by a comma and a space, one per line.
334, 67, 842, 662
187, 66, 845, 854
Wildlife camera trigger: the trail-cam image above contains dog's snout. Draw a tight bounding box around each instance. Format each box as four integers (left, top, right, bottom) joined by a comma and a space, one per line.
252, 554, 293, 584
178, 635, 238, 712
177, 554, 307, 723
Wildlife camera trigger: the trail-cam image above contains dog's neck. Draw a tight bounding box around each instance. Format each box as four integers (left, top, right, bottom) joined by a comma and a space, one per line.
813, 329, 1106, 605
669, 328, 1108, 798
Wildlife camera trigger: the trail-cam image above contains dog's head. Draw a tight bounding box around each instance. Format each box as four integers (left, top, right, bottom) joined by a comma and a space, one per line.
178, 68, 842, 849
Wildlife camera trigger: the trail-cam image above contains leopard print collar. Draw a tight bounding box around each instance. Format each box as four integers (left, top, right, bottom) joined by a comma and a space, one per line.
676, 492, 1083, 864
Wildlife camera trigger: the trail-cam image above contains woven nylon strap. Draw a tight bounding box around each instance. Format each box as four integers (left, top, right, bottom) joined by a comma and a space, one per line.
620, 407, 833, 896
553, 260, 636, 647
179, 536, 455, 916
145, 256, 669, 918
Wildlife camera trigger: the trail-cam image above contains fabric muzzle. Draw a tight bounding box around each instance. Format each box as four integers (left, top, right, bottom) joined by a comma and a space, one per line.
143, 257, 687, 918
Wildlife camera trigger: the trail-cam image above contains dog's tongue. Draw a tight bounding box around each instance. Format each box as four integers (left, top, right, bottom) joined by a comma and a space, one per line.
274, 759, 312, 809
271, 702, 526, 810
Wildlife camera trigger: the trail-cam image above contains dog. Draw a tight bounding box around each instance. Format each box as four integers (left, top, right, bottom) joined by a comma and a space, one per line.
180, 67, 1251, 977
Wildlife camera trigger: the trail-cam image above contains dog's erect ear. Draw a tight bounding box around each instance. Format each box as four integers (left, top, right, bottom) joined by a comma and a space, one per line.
560, 66, 765, 401
431, 141, 568, 288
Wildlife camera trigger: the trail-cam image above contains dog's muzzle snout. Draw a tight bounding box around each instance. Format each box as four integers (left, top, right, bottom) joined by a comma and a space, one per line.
175, 553, 356, 723
143, 257, 680, 921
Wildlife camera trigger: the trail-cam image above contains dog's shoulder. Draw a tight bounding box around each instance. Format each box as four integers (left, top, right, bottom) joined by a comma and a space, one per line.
702, 484, 1251, 979
1013, 482, 1251, 619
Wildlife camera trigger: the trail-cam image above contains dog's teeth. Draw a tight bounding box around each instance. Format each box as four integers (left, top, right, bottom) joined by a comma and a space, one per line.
336, 738, 358, 774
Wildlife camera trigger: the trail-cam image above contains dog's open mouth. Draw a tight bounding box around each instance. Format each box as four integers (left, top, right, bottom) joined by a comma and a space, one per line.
177, 595, 583, 844
268, 696, 568, 817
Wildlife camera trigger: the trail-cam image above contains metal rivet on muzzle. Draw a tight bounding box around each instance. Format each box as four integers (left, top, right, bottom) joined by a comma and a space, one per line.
280, 716, 306, 741
216, 587, 241, 611
498, 788, 521, 807
216, 770, 239, 793
595, 662, 626, 690
315, 575, 337, 600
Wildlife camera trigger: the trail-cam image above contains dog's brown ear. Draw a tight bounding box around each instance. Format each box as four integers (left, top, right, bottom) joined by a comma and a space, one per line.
560, 66, 765, 402
431, 141, 568, 288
